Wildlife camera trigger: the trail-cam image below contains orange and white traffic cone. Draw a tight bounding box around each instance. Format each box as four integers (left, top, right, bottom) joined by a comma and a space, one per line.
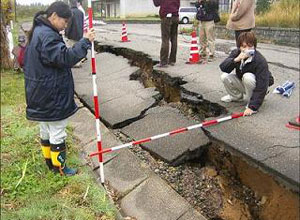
121, 22, 130, 42
186, 30, 201, 64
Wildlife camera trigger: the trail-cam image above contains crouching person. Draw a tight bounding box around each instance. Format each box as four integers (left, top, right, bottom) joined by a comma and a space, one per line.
24, 1, 95, 175
219, 32, 274, 116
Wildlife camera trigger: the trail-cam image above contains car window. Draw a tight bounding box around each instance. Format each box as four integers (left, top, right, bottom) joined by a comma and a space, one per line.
180, 8, 197, 13
188, 8, 197, 12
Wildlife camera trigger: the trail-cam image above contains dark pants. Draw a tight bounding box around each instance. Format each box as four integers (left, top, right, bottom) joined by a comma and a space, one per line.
235, 29, 252, 47
160, 16, 179, 65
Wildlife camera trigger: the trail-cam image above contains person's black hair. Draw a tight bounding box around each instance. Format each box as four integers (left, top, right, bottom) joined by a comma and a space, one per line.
77, 0, 83, 4
28, 1, 72, 43
69, 0, 77, 7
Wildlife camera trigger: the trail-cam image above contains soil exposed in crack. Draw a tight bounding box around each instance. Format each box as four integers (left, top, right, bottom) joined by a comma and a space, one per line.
114, 131, 259, 220
114, 130, 299, 220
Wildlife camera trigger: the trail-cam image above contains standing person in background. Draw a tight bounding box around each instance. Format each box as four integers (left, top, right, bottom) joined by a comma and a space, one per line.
24, 1, 95, 176
77, 0, 87, 33
195, 0, 219, 62
153, 0, 180, 68
226, 0, 255, 47
65, 0, 84, 67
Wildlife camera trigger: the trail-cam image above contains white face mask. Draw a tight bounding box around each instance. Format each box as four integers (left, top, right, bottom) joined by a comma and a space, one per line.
243, 47, 255, 57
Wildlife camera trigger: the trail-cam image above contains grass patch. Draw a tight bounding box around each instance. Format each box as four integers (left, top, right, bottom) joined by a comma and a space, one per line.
1, 71, 116, 220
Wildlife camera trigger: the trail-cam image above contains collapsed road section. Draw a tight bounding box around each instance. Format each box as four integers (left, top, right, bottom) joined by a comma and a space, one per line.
72, 42, 299, 220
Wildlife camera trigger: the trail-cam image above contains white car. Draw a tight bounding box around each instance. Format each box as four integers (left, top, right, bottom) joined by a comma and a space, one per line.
179, 7, 197, 24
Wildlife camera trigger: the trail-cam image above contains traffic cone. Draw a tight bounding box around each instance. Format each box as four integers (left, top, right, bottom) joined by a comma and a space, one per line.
186, 30, 201, 64
121, 22, 130, 42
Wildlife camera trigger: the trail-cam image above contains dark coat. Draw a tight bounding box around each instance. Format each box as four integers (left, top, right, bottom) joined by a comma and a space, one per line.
219, 49, 274, 111
153, 0, 180, 18
65, 6, 84, 41
24, 16, 91, 121
195, 0, 219, 22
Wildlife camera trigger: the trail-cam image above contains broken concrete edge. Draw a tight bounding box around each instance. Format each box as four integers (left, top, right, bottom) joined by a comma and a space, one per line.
75, 91, 162, 130
204, 129, 300, 194
94, 42, 228, 118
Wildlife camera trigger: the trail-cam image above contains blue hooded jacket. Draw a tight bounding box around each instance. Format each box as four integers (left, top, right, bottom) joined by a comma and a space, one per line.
24, 16, 91, 121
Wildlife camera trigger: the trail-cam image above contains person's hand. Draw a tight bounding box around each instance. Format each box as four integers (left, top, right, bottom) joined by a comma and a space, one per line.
243, 107, 255, 116
84, 28, 95, 42
234, 52, 249, 63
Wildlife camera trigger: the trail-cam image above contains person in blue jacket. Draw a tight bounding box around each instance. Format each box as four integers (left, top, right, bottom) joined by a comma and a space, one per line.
24, 1, 95, 176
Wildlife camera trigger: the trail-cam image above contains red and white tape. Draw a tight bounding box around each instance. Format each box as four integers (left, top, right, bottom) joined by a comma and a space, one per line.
88, 0, 104, 183
90, 112, 244, 157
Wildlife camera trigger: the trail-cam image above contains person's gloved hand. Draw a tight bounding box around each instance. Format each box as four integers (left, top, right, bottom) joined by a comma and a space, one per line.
84, 28, 95, 42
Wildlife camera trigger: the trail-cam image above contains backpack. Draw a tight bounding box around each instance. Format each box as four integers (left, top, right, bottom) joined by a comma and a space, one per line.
196, 6, 206, 21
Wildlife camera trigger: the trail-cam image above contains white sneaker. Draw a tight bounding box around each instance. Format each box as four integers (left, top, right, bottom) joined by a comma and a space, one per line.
221, 95, 243, 103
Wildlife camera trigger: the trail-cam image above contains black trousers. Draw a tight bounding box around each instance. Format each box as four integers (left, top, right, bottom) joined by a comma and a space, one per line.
235, 29, 252, 47
160, 16, 179, 65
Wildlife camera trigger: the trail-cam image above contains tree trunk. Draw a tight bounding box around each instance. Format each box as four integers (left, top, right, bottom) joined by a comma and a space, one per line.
1, 20, 13, 69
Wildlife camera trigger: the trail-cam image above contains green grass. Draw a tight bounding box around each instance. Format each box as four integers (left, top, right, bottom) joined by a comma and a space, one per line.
1, 71, 116, 220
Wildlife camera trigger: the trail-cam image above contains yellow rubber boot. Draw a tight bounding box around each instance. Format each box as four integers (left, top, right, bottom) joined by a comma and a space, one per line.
50, 143, 77, 176
41, 139, 53, 170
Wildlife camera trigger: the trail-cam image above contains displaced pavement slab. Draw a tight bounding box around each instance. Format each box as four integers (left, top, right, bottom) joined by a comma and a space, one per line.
122, 106, 210, 165
73, 52, 160, 128
100, 88, 159, 128
120, 175, 202, 220
104, 150, 150, 195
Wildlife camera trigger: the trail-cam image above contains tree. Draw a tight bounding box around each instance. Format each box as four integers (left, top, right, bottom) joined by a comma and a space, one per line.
256, 0, 271, 14
1, 0, 14, 69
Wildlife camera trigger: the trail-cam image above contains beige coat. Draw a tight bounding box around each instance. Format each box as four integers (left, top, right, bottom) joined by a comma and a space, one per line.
226, 0, 255, 30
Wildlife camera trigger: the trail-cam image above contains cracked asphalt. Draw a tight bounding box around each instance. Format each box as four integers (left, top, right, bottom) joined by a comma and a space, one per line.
72, 23, 299, 192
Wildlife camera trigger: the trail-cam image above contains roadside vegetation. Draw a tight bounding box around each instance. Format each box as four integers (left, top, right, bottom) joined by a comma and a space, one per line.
255, 0, 299, 28
220, 0, 299, 28
1, 70, 116, 220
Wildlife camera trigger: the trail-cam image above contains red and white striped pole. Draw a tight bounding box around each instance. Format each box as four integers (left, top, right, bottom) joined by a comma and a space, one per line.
88, 0, 104, 183
89, 112, 244, 157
